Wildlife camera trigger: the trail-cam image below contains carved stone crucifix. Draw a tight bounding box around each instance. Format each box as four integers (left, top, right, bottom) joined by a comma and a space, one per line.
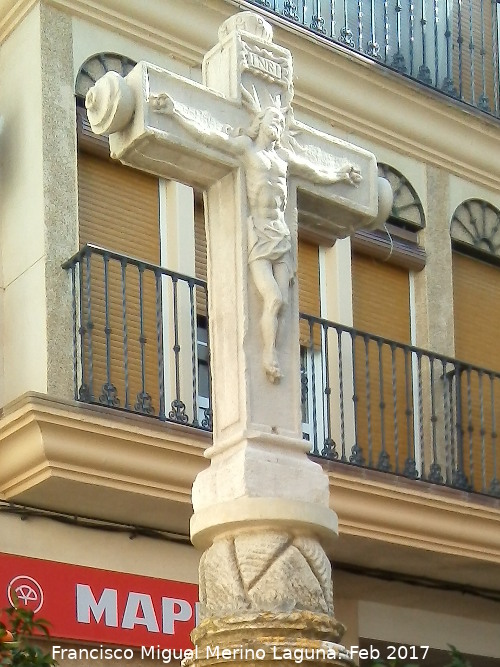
86, 13, 391, 393
85, 11, 392, 665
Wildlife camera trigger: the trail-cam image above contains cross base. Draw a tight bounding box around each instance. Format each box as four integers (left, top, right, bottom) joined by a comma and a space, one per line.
185, 611, 354, 667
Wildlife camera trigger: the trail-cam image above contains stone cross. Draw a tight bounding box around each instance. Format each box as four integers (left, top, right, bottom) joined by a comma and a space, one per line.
86, 11, 392, 666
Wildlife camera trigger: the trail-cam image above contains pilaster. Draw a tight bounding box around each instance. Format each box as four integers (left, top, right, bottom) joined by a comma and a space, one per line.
413, 166, 455, 356
41, 2, 79, 400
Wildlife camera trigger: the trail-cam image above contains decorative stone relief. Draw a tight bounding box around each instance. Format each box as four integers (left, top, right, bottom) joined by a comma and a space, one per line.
451, 199, 500, 258
75, 53, 136, 100
149, 85, 361, 383
198, 531, 334, 620
377, 163, 425, 229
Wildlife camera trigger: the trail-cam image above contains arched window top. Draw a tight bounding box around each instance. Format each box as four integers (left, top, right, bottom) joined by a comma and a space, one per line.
75, 53, 136, 99
377, 163, 425, 230
451, 199, 500, 260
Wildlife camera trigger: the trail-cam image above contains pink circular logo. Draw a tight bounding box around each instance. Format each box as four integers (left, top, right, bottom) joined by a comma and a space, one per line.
7, 575, 44, 613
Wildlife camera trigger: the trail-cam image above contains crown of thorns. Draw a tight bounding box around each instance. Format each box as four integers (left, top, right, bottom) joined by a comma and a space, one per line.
241, 84, 288, 114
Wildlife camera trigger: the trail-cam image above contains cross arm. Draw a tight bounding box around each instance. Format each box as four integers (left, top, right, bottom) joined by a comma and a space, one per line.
150, 92, 251, 156
285, 120, 387, 244
85, 63, 249, 189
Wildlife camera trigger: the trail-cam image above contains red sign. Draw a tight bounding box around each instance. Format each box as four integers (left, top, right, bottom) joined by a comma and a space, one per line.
0, 553, 198, 648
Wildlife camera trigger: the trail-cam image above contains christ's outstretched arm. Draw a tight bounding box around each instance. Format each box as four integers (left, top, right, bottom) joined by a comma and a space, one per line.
283, 148, 362, 187
150, 93, 250, 155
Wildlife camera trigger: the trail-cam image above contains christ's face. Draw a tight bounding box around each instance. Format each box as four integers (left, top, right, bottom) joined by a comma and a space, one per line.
259, 107, 285, 143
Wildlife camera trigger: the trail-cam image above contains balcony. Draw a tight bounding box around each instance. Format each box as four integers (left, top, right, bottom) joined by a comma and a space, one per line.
63, 245, 500, 500
62, 244, 212, 432
300, 313, 500, 499
244, 0, 500, 119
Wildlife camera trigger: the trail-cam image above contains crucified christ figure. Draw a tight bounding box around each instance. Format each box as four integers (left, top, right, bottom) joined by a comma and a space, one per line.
150, 91, 361, 383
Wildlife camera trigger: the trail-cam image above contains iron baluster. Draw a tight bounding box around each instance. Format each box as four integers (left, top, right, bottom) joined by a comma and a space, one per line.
364, 335, 374, 467
189, 280, 199, 428
168, 276, 188, 423
457, 0, 464, 98
442, 0, 457, 95
77, 257, 89, 401
466, 366, 474, 489
283, 0, 299, 21
135, 264, 154, 415
383, 0, 389, 62
70, 263, 78, 401
492, 0, 499, 115
99, 253, 119, 407
417, 352, 425, 479
155, 268, 166, 421
350, 329, 364, 465
321, 322, 337, 459
310, 320, 319, 456
428, 357, 443, 483
311, 0, 326, 33
467, 0, 476, 106
201, 283, 213, 430
442, 361, 452, 485
453, 364, 469, 489
409, 0, 415, 76
433, 0, 439, 87
337, 328, 347, 462
403, 346, 418, 478
339, 0, 355, 46
366, 0, 380, 57
489, 374, 500, 496
478, 370, 486, 492
477, 0, 490, 111
392, 0, 407, 71
377, 339, 391, 471
121, 257, 130, 410
418, 0, 432, 84
84, 251, 94, 401
357, 0, 363, 52
391, 343, 399, 473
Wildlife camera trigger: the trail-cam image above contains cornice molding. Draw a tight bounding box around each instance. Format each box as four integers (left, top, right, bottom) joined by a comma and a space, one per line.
0, 0, 37, 42
0, 394, 209, 532
4, 1, 499, 190
328, 466, 500, 564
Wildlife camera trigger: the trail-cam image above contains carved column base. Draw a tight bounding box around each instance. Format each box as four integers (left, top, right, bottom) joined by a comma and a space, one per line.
185, 612, 354, 667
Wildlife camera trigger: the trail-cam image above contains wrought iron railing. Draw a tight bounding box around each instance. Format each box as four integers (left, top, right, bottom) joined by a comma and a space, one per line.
63, 246, 500, 496
245, 0, 500, 118
300, 314, 500, 498
63, 244, 212, 430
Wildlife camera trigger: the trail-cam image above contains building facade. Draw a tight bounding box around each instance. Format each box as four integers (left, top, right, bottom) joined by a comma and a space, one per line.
0, 0, 499, 664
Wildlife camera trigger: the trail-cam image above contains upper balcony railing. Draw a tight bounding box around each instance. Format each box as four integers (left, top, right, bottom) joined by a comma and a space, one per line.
63, 246, 500, 498
245, 0, 500, 118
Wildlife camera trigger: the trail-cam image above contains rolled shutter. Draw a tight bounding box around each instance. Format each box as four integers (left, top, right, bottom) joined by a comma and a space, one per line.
297, 239, 321, 347
453, 251, 500, 489
352, 252, 411, 472
78, 151, 161, 412
194, 195, 207, 317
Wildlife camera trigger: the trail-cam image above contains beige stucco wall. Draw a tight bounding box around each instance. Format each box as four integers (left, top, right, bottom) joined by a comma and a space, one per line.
0, 5, 47, 404
0, 3, 78, 405
1, 511, 199, 581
